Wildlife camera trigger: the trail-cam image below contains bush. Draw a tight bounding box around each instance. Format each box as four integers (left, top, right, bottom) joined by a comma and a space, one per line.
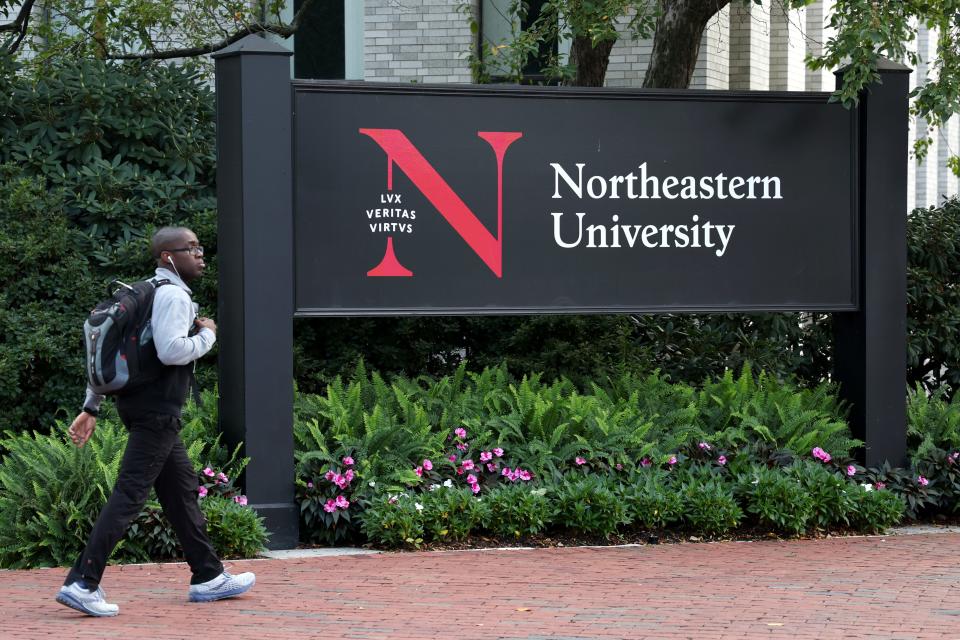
679, 477, 742, 538
788, 461, 857, 531
0, 59, 218, 432
201, 496, 269, 558
359, 493, 425, 548
852, 487, 906, 534
907, 384, 960, 459
907, 197, 960, 396
0, 393, 259, 569
421, 487, 489, 542
552, 475, 628, 538
481, 484, 554, 538
737, 464, 813, 535
0, 422, 127, 569
619, 469, 683, 530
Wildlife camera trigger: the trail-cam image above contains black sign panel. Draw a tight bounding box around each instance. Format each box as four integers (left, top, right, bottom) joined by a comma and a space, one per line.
293, 83, 856, 315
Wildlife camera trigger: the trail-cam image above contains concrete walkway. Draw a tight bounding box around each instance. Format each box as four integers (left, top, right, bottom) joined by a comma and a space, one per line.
2, 531, 959, 639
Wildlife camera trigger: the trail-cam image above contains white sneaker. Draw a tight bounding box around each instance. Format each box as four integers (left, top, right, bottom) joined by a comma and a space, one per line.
56, 582, 119, 617
188, 571, 256, 602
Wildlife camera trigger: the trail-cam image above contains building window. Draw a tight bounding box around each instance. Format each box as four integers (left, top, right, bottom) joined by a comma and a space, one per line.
294, 0, 345, 79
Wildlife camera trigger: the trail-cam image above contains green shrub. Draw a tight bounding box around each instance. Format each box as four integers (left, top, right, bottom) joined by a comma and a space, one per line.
907, 197, 960, 395
737, 464, 813, 535
0, 422, 127, 568
552, 475, 628, 538
851, 487, 906, 533
481, 484, 554, 538
907, 385, 960, 458
679, 478, 742, 538
421, 488, 488, 542
788, 461, 857, 531
0, 59, 218, 432
358, 493, 424, 548
619, 469, 684, 530
0, 392, 256, 569
201, 496, 269, 558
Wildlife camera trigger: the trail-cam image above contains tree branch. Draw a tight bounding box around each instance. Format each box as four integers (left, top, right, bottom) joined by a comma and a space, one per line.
1, 0, 37, 55
105, 0, 317, 61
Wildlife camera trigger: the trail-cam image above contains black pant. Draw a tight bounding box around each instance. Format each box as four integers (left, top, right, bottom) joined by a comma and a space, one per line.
65, 411, 223, 588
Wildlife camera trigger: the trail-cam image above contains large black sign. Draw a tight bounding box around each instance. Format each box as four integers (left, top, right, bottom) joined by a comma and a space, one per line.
293, 84, 856, 315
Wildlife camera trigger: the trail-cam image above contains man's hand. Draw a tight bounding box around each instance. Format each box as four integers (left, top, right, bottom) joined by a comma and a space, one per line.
68, 412, 97, 448
195, 317, 217, 334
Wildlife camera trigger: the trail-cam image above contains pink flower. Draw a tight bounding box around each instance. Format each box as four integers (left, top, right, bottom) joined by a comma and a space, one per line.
846, 465, 856, 477
486, 463, 497, 472
470, 483, 481, 494
216, 472, 228, 484
344, 469, 354, 482
335, 495, 350, 509
575, 456, 586, 466
518, 470, 532, 481
325, 470, 336, 481
462, 460, 475, 471
493, 448, 504, 457
334, 474, 349, 489
698, 442, 712, 451
388, 496, 398, 504
456, 467, 464, 475
918, 475, 929, 486
466, 474, 478, 484
875, 481, 886, 490
197, 486, 208, 497
423, 459, 433, 471
480, 451, 493, 462
449, 454, 457, 462
812, 447, 832, 463
456, 443, 468, 451
668, 456, 677, 466
502, 467, 512, 477
307, 481, 314, 488
415, 466, 423, 477
616, 463, 623, 471
234, 495, 248, 506
324, 499, 337, 513
455, 427, 467, 439
640, 457, 652, 468
203, 467, 215, 477
717, 455, 727, 466
342, 456, 354, 466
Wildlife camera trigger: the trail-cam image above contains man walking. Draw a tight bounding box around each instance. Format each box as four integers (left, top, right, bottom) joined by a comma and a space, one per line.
56, 226, 254, 617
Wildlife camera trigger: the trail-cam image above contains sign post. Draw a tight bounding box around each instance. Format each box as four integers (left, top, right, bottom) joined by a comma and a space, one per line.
213, 37, 298, 549
833, 61, 910, 467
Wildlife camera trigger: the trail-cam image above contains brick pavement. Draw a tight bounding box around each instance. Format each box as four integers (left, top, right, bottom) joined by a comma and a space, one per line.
2, 532, 959, 640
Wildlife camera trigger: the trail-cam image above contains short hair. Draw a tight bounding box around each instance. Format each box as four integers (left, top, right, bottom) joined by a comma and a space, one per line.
151, 226, 192, 259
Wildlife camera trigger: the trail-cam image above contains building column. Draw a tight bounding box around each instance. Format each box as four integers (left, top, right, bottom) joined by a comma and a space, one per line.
769, 2, 806, 91
728, 0, 770, 90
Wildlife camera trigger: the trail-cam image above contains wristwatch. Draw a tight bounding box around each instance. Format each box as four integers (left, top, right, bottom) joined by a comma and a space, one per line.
82, 406, 99, 418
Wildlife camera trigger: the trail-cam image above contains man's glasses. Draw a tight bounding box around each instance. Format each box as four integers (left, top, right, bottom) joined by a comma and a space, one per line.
168, 246, 204, 256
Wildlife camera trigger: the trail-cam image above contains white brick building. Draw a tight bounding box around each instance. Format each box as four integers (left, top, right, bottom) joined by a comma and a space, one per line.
285, 0, 958, 210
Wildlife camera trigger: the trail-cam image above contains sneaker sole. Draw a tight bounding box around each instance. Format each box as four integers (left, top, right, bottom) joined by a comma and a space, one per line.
55, 592, 119, 617
188, 577, 255, 603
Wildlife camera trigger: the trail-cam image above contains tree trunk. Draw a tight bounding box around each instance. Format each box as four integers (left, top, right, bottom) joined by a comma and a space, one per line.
643, 0, 731, 89
569, 36, 616, 87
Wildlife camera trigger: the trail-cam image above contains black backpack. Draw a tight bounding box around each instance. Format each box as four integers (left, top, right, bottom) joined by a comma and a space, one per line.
83, 278, 171, 395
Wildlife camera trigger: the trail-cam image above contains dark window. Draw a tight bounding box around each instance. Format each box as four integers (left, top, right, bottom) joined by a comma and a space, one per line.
294, 0, 345, 79
520, 0, 557, 82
